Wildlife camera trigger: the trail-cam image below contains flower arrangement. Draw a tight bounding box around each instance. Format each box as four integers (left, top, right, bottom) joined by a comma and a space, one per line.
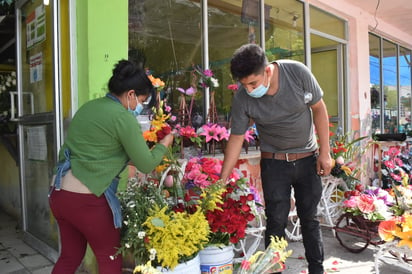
117, 164, 211, 270
329, 128, 368, 188
193, 65, 219, 89
380, 146, 412, 189
342, 185, 394, 222
390, 183, 412, 216
182, 156, 264, 246
377, 179, 412, 250
238, 236, 292, 274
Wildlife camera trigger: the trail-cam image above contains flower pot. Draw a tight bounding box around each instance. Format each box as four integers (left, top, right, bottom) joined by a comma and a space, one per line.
199, 245, 234, 274
157, 254, 200, 274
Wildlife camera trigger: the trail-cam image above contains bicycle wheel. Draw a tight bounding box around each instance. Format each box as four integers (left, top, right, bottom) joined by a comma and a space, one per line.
334, 213, 370, 253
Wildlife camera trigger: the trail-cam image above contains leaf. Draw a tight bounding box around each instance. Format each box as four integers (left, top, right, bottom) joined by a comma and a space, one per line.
151, 217, 165, 227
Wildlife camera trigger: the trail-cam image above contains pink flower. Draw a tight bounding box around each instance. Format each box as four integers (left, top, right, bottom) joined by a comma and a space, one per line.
203, 69, 213, 77
384, 160, 395, 169
357, 194, 376, 213
179, 126, 197, 138
216, 125, 229, 141
394, 157, 404, 167
227, 84, 238, 90
390, 172, 402, 182
335, 156, 345, 165
240, 260, 251, 270
244, 129, 255, 143
177, 87, 196, 95
200, 124, 220, 143
343, 196, 358, 208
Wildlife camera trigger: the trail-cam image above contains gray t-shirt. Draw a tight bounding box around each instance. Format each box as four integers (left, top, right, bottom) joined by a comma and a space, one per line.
230, 59, 323, 153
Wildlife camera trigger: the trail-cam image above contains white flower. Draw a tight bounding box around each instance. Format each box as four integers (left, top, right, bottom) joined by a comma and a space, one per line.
125, 243, 131, 248
138, 231, 146, 239
123, 220, 128, 226
109, 255, 115, 260
211, 77, 219, 88
149, 248, 157, 260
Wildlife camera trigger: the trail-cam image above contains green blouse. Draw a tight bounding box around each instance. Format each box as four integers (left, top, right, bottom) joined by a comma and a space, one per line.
58, 96, 167, 196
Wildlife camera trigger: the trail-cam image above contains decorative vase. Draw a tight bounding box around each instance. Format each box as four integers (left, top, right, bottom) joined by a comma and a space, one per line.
199, 245, 234, 274
157, 254, 201, 274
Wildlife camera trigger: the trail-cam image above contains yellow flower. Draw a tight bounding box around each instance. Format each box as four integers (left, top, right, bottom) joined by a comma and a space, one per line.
395, 230, 412, 249
144, 206, 209, 269
340, 165, 352, 176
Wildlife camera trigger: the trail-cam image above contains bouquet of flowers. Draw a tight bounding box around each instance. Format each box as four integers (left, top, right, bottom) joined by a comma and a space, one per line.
238, 236, 292, 274
117, 159, 211, 270
182, 156, 264, 246
342, 185, 394, 222
329, 128, 368, 188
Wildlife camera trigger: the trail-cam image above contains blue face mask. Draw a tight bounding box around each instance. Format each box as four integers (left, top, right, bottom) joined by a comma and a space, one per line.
128, 96, 143, 116
247, 72, 270, 98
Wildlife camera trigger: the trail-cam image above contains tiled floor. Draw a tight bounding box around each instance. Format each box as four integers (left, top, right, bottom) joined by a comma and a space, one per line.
0, 212, 54, 274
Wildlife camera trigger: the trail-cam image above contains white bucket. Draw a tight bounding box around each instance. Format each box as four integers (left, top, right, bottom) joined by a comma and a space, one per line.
199, 245, 234, 274
157, 254, 201, 274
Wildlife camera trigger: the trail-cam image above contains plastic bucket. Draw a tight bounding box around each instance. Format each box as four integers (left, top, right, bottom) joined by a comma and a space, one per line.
157, 254, 201, 274
199, 245, 234, 274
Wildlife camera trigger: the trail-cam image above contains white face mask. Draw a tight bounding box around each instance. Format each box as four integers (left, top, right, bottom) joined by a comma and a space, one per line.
128, 95, 143, 116
247, 72, 270, 98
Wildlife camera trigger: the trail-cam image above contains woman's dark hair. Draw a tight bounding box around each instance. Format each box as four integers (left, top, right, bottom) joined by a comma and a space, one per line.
108, 59, 155, 107
230, 44, 268, 80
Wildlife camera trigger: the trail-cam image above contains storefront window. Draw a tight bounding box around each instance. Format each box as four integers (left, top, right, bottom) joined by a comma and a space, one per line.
265, 0, 304, 62
128, 0, 305, 124
369, 34, 381, 133
382, 40, 398, 133
310, 6, 345, 40
128, 0, 202, 117
399, 47, 411, 133
369, 33, 412, 134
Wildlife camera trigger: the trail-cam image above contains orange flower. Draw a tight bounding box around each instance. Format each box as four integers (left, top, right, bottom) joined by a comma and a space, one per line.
378, 219, 399, 241
147, 74, 165, 88
395, 230, 412, 249
143, 129, 158, 142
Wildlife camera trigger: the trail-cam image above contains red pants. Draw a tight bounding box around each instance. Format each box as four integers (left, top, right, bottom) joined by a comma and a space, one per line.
49, 189, 122, 274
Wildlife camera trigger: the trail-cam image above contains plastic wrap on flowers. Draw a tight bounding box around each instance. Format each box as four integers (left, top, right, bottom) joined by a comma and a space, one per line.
238, 236, 292, 274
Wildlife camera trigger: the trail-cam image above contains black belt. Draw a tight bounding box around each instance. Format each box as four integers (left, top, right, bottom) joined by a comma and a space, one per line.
261, 151, 316, 162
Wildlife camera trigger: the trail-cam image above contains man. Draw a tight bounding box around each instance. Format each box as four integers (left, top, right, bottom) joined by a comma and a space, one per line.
220, 44, 332, 274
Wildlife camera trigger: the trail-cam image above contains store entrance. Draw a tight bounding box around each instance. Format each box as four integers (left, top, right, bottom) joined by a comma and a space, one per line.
16, 0, 59, 261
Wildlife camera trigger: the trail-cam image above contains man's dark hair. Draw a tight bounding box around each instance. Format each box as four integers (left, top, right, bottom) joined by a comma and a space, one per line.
230, 44, 268, 80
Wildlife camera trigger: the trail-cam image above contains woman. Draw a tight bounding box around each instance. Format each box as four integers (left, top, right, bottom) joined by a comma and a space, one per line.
49, 60, 174, 273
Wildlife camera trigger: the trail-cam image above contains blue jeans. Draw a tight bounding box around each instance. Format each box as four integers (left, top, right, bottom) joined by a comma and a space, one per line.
261, 154, 324, 274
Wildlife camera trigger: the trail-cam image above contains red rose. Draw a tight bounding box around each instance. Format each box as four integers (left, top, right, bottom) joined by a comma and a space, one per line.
156, 125, 171, 141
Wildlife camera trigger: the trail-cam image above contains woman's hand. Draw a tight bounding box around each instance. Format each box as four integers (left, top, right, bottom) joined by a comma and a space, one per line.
159, 133, 174, 147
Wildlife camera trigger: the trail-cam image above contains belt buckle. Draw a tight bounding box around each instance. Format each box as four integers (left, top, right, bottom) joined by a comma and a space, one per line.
285, 153, 296, 162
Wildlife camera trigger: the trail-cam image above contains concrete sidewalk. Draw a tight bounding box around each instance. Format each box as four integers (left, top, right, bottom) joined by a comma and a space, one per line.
0, 210, 410, 274
279, 225, 409, 274
0, 212, 54, 273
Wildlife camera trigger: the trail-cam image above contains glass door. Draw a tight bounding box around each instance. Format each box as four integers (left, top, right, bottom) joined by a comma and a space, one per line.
16, 0, 59, 260
311, 35, 345, 130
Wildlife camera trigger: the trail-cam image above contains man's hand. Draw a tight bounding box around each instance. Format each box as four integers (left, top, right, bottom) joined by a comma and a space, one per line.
317, 152, 332, 176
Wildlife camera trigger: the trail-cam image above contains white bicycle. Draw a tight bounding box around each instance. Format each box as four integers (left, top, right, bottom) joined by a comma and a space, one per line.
285, 175, 348, 241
